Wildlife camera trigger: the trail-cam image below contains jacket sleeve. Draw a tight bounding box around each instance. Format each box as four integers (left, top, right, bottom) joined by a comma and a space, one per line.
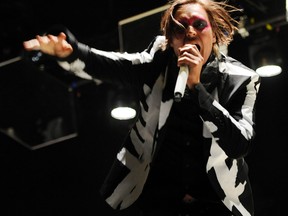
53, 27, 166, 89
194, 63, 261, 159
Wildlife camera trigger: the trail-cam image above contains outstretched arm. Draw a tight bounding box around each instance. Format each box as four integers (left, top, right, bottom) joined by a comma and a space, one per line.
23, 32, 73, 58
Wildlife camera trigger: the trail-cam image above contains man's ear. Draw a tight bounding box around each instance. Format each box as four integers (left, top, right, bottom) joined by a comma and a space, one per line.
212, 33, 216, 43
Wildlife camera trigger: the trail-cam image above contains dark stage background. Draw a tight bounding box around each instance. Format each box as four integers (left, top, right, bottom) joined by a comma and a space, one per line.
1, 0, 288, 215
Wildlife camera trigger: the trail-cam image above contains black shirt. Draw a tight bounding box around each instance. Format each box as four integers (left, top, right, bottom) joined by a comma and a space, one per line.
139, 95, 219, 209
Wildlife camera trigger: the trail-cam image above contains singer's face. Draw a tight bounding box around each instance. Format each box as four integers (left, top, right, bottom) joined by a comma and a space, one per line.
170, 3, 216, 64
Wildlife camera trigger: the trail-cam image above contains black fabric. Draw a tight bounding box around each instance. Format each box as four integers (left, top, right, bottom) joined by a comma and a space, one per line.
137, 97, 230, 215
138, 199, 233, 216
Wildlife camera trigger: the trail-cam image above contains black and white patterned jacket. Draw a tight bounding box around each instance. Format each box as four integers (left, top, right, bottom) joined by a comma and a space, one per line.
57, 31, 260, 216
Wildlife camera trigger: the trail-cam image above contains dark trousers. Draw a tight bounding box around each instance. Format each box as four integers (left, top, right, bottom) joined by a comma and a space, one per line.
136, 199, 233, 216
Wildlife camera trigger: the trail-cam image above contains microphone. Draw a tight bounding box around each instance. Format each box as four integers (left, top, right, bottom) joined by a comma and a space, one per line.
174, 65, 189, 102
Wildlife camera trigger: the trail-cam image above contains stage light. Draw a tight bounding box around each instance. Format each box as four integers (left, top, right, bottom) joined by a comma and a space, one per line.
107, 86, 138, 120
256, 65, 282, 77
111, 106, 136, 120
253, 47, 282, 77
249, 37, 283, 77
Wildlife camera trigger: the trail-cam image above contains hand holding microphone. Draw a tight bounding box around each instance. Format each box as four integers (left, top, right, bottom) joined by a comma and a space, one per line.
174, 44, 202, 102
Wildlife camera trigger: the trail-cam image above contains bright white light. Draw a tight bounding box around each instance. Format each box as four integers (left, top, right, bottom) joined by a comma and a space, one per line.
111, 107, 137, 120
256, 65, 282, 77
286, 0, 288, 21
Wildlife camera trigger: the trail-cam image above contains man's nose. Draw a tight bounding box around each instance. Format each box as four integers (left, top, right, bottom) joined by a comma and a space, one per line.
185, 26, 197, 38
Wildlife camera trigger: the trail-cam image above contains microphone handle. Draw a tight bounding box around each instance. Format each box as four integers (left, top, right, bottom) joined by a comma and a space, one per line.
174, 65, 189, 102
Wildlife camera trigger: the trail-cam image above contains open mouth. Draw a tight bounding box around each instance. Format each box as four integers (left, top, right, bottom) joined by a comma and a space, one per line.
195, 44, 200, 51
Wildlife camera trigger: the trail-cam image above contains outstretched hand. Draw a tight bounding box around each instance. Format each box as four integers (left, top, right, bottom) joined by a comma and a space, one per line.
23, 32, 73, 58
